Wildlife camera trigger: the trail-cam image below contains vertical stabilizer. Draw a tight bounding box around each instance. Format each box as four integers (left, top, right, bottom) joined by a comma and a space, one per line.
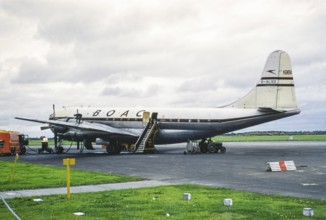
227, 50, 298, 110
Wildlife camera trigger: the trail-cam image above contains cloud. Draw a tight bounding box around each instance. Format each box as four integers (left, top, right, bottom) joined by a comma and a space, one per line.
101, 86, 141, 97
1, 0, 326, 136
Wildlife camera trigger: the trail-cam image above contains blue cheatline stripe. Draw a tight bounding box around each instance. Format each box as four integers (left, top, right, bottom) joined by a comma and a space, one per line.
54, 112, 278, 124
256, 84, 294, 87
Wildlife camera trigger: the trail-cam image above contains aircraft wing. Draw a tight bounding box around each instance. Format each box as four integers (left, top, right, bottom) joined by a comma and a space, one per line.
15, 117, 138, 137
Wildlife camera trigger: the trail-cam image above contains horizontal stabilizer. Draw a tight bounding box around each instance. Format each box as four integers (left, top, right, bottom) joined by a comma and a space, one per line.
257, 107, 286, 113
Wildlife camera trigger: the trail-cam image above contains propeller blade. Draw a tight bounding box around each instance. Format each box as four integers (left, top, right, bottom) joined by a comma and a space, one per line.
52, 104, 56, 118
54, 133, 58, 148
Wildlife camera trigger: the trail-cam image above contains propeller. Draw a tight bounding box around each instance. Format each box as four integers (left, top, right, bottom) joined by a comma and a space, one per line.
74, 109, 83, 124
53, 104, 56, 118
73, 109, 83, 150
48, 104, 56, 120
54, 132, 58, 148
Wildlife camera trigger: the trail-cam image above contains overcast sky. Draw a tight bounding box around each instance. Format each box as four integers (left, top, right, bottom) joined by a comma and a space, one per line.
1, 0, 325, 137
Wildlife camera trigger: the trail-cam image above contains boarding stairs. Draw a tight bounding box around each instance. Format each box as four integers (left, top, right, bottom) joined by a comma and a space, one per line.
134, 119, 158, 153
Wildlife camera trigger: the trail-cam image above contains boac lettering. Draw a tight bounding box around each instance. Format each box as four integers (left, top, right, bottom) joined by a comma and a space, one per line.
106, 110, 115, 117
136, 110, 145, 117
93, 109, 102, 116
120, 110, 129, 117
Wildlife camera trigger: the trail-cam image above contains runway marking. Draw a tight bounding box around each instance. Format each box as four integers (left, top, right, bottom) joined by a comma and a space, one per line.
247, 172, 264, 176
74, 212, 85, 216
301, 183, 318, 186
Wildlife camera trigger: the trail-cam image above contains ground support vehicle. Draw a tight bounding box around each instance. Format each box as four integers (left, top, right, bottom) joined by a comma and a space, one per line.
38, 138, 54, 154
0, 131, 28, 155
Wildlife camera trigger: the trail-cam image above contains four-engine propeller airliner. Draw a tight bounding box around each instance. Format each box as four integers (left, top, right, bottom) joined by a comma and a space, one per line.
16, 50, 300, 154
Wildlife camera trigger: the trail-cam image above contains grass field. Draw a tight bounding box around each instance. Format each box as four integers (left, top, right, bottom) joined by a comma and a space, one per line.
1, 185, 326, 220
0, 161, 142, 191
212, 134, 326, 142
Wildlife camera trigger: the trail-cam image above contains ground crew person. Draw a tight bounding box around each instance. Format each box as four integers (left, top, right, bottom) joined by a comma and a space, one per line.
42, 136, 48, 150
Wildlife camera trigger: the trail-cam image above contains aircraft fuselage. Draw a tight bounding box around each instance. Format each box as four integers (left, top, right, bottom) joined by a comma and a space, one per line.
53, 107, 300, 144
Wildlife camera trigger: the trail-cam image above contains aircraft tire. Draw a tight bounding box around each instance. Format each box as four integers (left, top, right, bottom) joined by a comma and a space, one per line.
199, 144, 208, 153
11, 148, 16, 156
207, 143, 218, 153
56, 146, 64, 154
113, 144, 122, 155
219, 147, 226, 153
106, 146, 113, 154
19, 146, 26, 155
106, 144, 121, 155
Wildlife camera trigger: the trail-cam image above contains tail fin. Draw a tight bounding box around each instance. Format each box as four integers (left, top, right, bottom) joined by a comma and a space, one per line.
227, 50, 299, 110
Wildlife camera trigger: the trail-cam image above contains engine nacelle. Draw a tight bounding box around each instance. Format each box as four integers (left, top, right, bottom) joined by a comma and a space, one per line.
50, 125, 69, 134
96, 138, 110, 146
61, 131, 85, 141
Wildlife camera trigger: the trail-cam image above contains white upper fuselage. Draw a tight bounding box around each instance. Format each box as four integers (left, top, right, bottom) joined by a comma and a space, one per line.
53, 107, 260, 121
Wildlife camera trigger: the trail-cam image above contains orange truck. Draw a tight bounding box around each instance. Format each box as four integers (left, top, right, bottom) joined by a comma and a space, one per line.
0, 130, 28, 155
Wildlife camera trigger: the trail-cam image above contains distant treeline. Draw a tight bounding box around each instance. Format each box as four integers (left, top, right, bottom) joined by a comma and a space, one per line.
226, 131, 326, 136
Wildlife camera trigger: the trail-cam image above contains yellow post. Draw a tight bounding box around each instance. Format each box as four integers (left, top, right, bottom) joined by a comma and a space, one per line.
10, 153, 19, 182
67, 161, 71, 198
63, 158, 75, 199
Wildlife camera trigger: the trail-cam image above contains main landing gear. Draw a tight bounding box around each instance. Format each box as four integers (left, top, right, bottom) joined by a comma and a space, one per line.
106, 140, 122, 155
199, 138, 226, 153
184, 138, 226, 154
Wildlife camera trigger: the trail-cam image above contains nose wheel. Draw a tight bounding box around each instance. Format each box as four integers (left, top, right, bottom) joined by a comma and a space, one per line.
54, 134, 64, 154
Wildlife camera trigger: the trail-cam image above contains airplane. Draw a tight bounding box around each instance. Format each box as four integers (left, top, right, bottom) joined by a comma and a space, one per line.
16, 50, 300, 154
